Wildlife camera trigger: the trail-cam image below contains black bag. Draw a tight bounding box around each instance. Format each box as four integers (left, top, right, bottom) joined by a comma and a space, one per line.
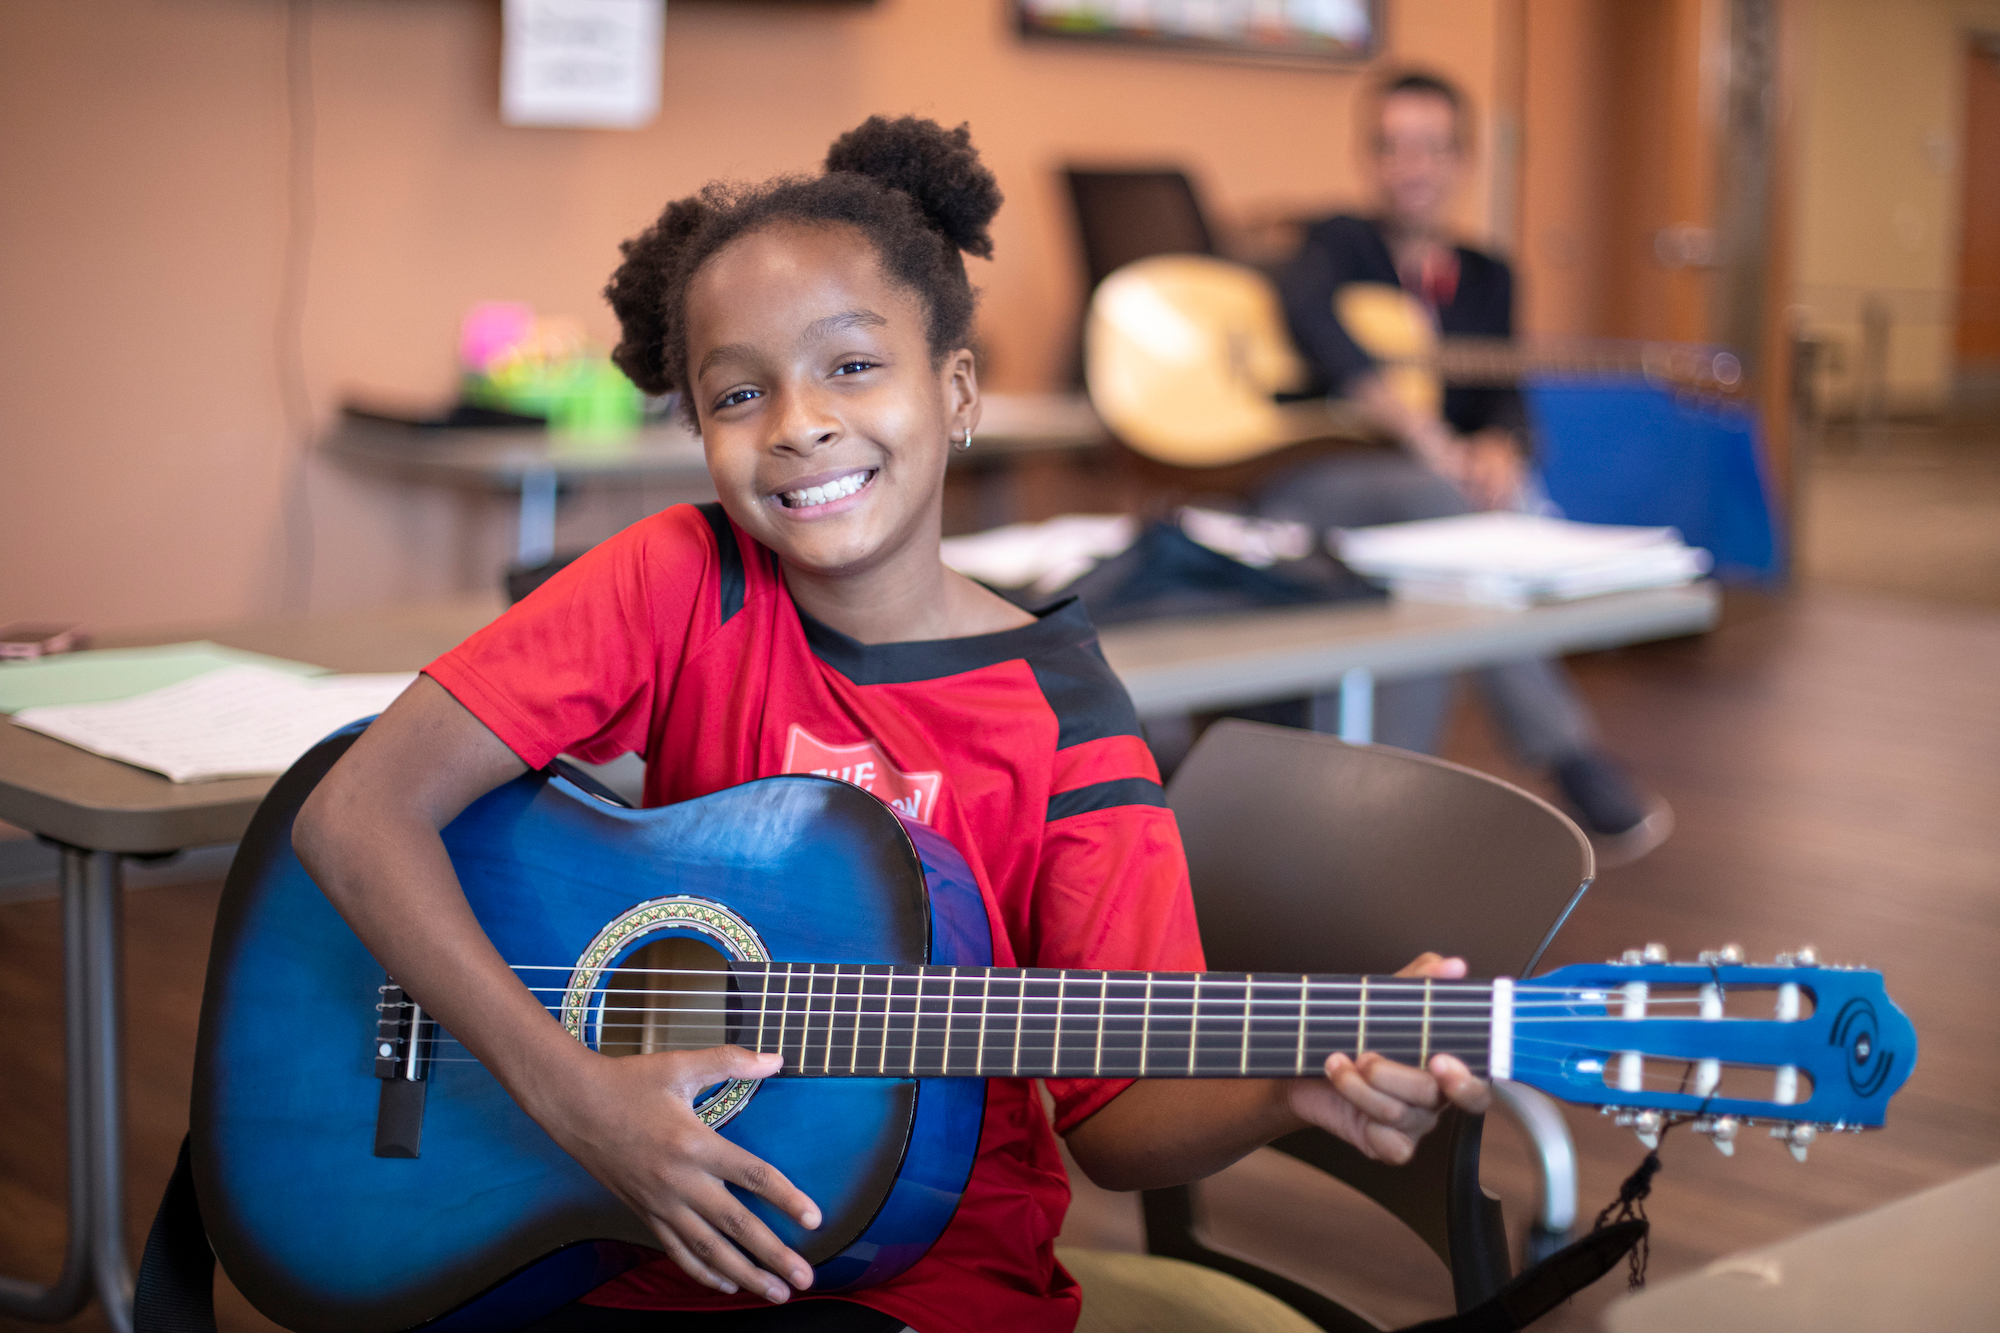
1031, 522, 1382, 626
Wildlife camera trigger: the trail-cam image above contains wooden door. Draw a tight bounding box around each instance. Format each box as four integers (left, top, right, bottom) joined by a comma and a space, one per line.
1957, 37, 2000, 371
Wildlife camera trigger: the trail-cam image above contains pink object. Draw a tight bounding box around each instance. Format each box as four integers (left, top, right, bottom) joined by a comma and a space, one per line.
459, 302, 537, 373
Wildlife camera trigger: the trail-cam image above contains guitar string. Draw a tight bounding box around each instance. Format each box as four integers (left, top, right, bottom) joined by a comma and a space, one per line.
464, 978, 1685, 1009
375, 994, 1716, 1027
380, 993, 1712, 1016
478, 969, 1717, 1009
402, 1039, 1777, 1096
498, 961, 1687, 999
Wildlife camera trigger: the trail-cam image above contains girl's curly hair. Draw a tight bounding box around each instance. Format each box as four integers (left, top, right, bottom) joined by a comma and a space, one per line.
604, 116, 1002, 422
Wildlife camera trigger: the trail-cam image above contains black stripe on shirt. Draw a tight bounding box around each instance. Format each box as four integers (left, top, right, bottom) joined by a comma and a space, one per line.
799, 596, 1103, 685
1029, 637, 1146, 749
695, 502, 746, 625
1047, 777, 1168, 822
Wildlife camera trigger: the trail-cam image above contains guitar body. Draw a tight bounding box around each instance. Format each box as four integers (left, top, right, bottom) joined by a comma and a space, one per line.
1085, 253, 1355, 467
1085, 255, 1739, 467
192, 725, 990, 1333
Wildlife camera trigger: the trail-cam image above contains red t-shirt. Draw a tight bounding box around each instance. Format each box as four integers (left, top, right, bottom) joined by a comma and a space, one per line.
425, 503, 1205, 1333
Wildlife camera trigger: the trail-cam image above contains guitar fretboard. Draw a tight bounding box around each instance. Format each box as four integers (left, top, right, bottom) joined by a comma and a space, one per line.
1429, 337, 1741, 392
709, 964, 1495, 1080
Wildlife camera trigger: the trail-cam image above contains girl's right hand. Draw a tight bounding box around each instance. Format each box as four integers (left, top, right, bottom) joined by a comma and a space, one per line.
536, 1045, 821, 1303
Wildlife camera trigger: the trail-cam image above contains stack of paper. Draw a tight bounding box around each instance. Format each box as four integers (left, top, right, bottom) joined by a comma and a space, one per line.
11, 665, 416, 783
1333, 513, 1711, 609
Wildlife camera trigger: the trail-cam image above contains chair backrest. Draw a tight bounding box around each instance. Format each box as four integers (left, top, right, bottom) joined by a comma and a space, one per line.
1153, 720, 1595, 1310
1157, 719, 1593, 1302
1064, 169, 1217, 294
1168, 719, 1593, 981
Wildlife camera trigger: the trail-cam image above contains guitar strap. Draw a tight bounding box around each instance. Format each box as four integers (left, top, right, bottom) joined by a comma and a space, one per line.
1393, 1220, 1648, 1333
134, 1136, 217, 1333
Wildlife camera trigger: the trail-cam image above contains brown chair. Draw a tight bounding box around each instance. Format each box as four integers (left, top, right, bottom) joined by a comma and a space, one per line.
1140, 719, 1595, 1330
1064, 168, 1218, 293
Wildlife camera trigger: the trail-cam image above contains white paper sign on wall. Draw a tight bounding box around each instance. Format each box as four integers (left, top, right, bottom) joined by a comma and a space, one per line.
502, 0, 664, 129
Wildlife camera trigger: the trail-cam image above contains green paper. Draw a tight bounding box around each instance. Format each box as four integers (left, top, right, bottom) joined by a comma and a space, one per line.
0, 642, 328, 713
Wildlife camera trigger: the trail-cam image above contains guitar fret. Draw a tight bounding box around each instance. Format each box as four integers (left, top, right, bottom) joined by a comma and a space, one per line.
909, 973, 922, 1077
1053, 970, 1067, 1078
877, 970, 892, 1076
774, 963, 792, 1064
1140, 974, 1153, 1077
1238, 977, 1251, 1076
1094, 974, 1108, 1077
940, 967, 957, 1077
1010, 972, 1025, 1077
976, 971, 990, 1077
1294, 975, 1308, 1075
852, 964, 868, 1072
1355, 977, 1368, 1058
1187, 975, 1200, 1076
755, 966, 772, 1056
1419, 978, 1433, 1068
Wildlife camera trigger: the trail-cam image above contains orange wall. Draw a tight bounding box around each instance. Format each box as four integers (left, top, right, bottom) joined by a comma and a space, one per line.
0, 0, 1507, 627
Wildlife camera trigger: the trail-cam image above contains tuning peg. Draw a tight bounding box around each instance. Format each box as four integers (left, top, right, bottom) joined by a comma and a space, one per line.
1630, 1109, 1664, 1149
1617, 948, 1644, 965
1717, 943, 1744, 964
1773, 1123, 1816, 1163
1794, 945, 1818, 967
1641, 942, 1669, 964
1696, 1114, 1740, 1155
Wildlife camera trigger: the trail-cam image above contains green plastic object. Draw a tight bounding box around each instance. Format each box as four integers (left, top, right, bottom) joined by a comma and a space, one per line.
463, 357, 642, 442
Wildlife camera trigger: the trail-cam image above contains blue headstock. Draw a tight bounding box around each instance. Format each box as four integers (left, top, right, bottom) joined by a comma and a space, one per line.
1503, 945, 1917, 1160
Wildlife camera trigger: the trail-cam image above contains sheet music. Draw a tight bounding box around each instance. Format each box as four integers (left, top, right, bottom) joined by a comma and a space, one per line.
11, 665, 417, 783
1333, 513, 1711, 608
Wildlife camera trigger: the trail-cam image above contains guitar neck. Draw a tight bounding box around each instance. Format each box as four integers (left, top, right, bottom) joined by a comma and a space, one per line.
1428, 337, 1739, 392
722, 964, 1499, 1081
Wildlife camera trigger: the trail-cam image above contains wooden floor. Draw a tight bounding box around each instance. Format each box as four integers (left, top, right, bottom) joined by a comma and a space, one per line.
4, 586, 1997, 1331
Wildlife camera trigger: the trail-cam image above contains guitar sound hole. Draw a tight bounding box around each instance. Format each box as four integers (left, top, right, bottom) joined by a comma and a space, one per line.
597, 936, 732, 1058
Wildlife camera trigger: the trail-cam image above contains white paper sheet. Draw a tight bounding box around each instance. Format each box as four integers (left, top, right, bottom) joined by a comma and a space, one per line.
1333, 512, 1711, 608
11, 665, 417, 783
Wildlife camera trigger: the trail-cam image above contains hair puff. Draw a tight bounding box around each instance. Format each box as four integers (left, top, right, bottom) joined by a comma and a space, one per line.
825, 116, 1001, 260
604, 116, 1000, 422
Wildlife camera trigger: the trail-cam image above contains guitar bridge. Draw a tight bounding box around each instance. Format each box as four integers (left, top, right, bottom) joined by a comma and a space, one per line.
373, 980, 431, 1158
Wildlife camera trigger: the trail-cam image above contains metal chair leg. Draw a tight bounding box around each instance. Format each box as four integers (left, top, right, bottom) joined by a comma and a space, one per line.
1491, 1080, 1578, 1262
0, 848, 97, 1322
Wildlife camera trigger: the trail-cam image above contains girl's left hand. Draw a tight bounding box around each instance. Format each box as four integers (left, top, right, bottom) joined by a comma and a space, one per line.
1283, 951, 1493, 1163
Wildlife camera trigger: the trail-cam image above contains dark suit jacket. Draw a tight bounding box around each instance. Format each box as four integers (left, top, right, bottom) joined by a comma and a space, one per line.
1281, 214, 1526, 437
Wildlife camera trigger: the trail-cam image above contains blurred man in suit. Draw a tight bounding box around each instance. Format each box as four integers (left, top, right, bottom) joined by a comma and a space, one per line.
1261, 71, 1671, 866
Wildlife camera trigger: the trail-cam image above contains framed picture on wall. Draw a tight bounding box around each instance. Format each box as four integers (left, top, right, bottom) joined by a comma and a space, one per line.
1017, 1, 1378, 65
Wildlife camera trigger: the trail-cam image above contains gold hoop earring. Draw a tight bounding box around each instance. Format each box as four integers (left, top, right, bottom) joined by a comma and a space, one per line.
954, 428, 974, 452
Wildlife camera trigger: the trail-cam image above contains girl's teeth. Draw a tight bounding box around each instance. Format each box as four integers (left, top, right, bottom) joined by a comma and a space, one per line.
784, 471, 870, 508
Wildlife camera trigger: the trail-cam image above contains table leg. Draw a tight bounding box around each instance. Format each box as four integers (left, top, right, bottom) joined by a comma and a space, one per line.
0, 851, 93, 1322
1337, 667, 1374, 745
518, 468, 559, 567
82, 849, 135, 1333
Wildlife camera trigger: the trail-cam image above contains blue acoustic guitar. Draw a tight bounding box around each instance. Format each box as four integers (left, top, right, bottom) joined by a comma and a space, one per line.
192, 723, 1917, 1333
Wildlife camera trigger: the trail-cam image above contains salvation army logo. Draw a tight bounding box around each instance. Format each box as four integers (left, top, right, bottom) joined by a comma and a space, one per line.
782, 724, 942, 826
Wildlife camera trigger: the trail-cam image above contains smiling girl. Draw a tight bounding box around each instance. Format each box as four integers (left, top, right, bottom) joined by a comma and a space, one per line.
293, 117, 1486, 1333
